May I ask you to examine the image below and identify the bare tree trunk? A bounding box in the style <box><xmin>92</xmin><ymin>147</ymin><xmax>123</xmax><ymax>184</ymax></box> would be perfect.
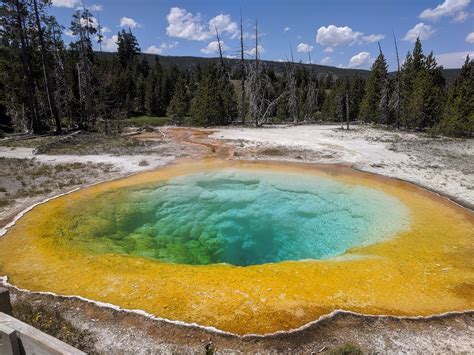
<box><xmin>14</xmin><ymin>0</ymin><xmax>40</xmax><ymax>133</ymax></box>
<box><xmin>345</xmin><ymin>89</ymin><xmax>350</xmax><ymax>130</ymax></box>
<box><xmin>215</xmin><ymin>26</ymin><xmax>225</xmax><ymax>71</ymax></box>
<box><xmin>240</xmin><ymin>11</ymin><xmax>245</xmax><ymax>126</ymax></box>
<box><xmin>254</xmin><ymin>19</ymin><xmax>259</xmax><ymax>127</ymax></box>
<box><xmin>33</xmin><ymin>0</ymin><xmax>61</xmax><ymax>133</ymax></box>
<box><xmin>393</xmin><ymin>32</ymin><xmax>401</xmax><ymax>130</ymax></box>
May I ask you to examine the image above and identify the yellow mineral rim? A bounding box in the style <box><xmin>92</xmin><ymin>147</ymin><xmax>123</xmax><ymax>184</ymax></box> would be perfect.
<box><xmin>0</xmin><ymin>159</ymin><xmax>472</xmax><ymax>335</ymax></box>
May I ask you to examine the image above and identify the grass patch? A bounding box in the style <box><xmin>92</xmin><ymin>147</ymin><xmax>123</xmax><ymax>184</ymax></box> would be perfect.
<box><xmin>35</xmin><ymin>132</ymin><xmax>151</xmax><ymax>156</ymax></box>
<box><xmin>0</xmin><ymin>157</ymin><xmax>116</xmax><ymax>210</ymax></box>
<box><xmin>330</xmin><ymin>343</ymin><xmax>364</xmax><ymax>355</ymax></box>
<box><xmin>259</xmin><ymin>147</ymin><xmax>288</xmax><ymax>156</ymax></box>
<box><xmin>0</xmin><ymin>136</ymin><xmax>57</xmax><ymax>148</ymax></box>
<box><xmin>13</xmin><ymin>300</ymin><xmax>96</xmax><ymax>353</ymax></box>
<box><xmin>0</xmin><ymin>197</ymin><xmax>10</xmax><ymax>207</ymax></box>
<box><xmin>123</xmin><ymin>116</ymin><xmax>172</xmax><ymax>127</ymax></box>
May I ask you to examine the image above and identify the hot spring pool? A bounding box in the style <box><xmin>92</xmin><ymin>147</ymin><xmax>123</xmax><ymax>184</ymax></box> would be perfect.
<box><xmin>0</xmin><ymin>160</ymin><xmax>472</xmax><ymax>335</ymax></box>
<box><xmin>70</xmin><ymin>170</ymin><xmax>409</xmax><ymax>266</ymax></box>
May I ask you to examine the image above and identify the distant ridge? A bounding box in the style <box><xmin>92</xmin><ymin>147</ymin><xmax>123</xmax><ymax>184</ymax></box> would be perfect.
<box><xmin>97</xmin><ymin>51</ymin><xmax>461</xmax><ymax>83</ymax></box>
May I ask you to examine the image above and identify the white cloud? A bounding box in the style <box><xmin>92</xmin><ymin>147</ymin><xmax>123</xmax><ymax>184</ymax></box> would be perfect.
<box><xmin>166</xmin><ymin>7</ymin><xmax>239</xmax><ymax>41</ymax></box>
<box><xmin>64</xmin><ymin>29</ymin><xmax>75</xmax><ymax>37</ymax></box>
<box><xmin>90</xmin><ymin>4</ymin><xmax>103</xmax><ymax>12</ymax></box>
<box><xmin>466</xmin><ymin>32</ymin><xmax>474</xmax><ymax>43</ymax></box>
<box><xmin>316</xmin><ymin>25</ymin><xmax>384</xmax><ymax>46</ymax></box>
<box><xmin>284</xmin><ymin>27</ymin><xmax>291</xmax><ymax>32</ymax></box>
<box><xmin>120</xmin><ymin>17</ymin><xmax>140</xmax><ymax>29</ymax></box>
<box><xmin>320</xmin><ymin>56</ymin><xmax>332</xmax><ymax>65</ymax></box>
<box><xmin>245</xmin><ymin>45</ymin><xmax>265</xmax><ymax>57</ymax></box>
<box><xmin>166</xmin><ymin>7</ymin><xmax>211</xmax><ymax>41</ymax></box>
<box><xmin>348</xmin><ymin>51</ymin><xmax>373</xmax><ymax>68</ymax></box>
<box><xmin>51</xmin><ymin>0</ymin><xmax>79</xmax><ymax>8</ymax></box>
<box><xmin>209</xmin><ymin>14</ymin><xmax>238</xmax><ymax>38</ymax></box>
<box><xmin>453</xmin><ymin>10</ymin><xmax>470</xmax><ymax>22</ymax></box>
<box><xmin>145</xmin><ymin>42</ymin><xmax>178</xmax><ymax>55</ymax></box>
<box><xmin>403</xmin><ymin>23</ymin><xmax>435</xmax><ymax>42</ymax></box>
<box><xmin>101</xmin><ymin>26</ymin><xmax>111</xmax><ymax>34</ymax></box>
<box><xmin>324</xmin><ymin>46</ymin><xmax>334</xmax><ymax>53</ymax></box>
<box><xmin>201</xmin><ymin>40</ymin><xmax>229</xmax><ymax>54</ymax></box>
<box><xmin>102</xmin><ymin>35</ymin><xmax>118</xmax><ymax>52</ymax></box>
<box><xmin>297</xmin><ymin>42</ymin><xmax>313</xmax><ymax>53</ymax></box>
<box><xmin>419</xmin><ymin>0</ymin><xmax>470</xmax><ymax>22</ymax></box>
<box><xmin>166</xmin><ymin>7</ymin><xmax>238</xmax><ymax>41</ymax></box>
<box><xmin>436</xmin><ymin>51</ymin><xmax>474</xmax><ymax>68</ymax></box>
<box><xmin>80</xmin><ymin>16</ymin><xmax>99</xmax><ymax>29</ymax></box>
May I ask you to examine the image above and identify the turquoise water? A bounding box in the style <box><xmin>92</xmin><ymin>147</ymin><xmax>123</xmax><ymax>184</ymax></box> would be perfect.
<box><xmin>75</xmin><ymin>169</ymin><xmax>410</xmax><ymax>266</ymax></box>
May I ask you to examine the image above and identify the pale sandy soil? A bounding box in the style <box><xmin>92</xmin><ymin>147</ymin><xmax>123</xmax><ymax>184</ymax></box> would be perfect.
<box><xmin>211</xmin><ymin>124</ymin><xmax>474</xmax><ymax>208</ymax></box>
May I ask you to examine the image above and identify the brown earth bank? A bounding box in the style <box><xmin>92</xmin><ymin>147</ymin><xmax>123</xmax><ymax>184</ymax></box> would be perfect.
<box><xmin>0</xmin><ymin>125</ymin><xmax>473</xmax><ymax>353</ymax></box>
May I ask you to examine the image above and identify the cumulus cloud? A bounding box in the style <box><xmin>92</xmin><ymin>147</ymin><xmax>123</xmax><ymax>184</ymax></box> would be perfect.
<box><xmin>166</xmin><ymin>7</ymin><xmax>238</xmax><ymax>41</ymax></box>
<box><xmin>284</xmin><ymin>27</ymin><xmax>291</xmax><ymax>32</ymax></box>
<box><xmin>80</xmin><ymin>16</ymin><xmax>99</xmax><ymax>29</ymax></box>
<box><xmin>64</xmin><ymin>29</ymin><xmax>75</xmax><ymax>37</ymax></box>
<box><xmin>102</xmin><ymin>35</ymin><xmax>118</xmax><ymax>52</ymax></box>
<box><xmin>51</xmin><ymin>0</ymin><xmax>79</xmax><ymax>8</ymax></box>
<box><xmin>324</xmin><ymin>47</ymin><xmax>334</xmax><ymax>53</ymax></box>
<box><xmin>419</xmin><ymin>0</ymin><xmax>471</xmax><ymax>22</ymax></box>
<box><xmin>90</xmin><ymin>4</ymin><xmax>103</xmax><ymax>11</ymax></box>
<box><xmin>166</xmin><ymin>8</ymin><xmax>210</xmax><ymax>40</ymax></box>
<box><xmin>120</xmin><ymin>17</ymin><xmax>140</xmax><ymax>29</ymax></box>
<box><xmin>145</xmin><ymin>42</ymin><xmax>178</xmax><ymax>55</ymax></box>
<box><xmin>201</xmin><ymin>40</ymin><xmax>229</xmax><ymax>54</ymax></box>
<box><xmin>209</xmin><ymin>14</ymin><xmax>238</xmax><ymax>38</ymax></box>
<box><xmin>316</xmin><ymin>25</ymin><xmax>384</xmax><ymax>46</ymax></box>
<box><xmin>297</xmin><ymin>42</ymin><xmax>313</xmax><ymax>53</ymax></box>
<box><xmin>245</xmin><ymin>45</ymin><xmax>265</xmax><ymax>57</ymax></box>
<box><xmin>320</xmin><ymin>56</ymin><xmax>332</xmax><ymax>65</ymax></box>
<box><xmin>436</xmin><ymin>51</ymin><xmax>474</xmax><ymax>68</ymax></box>
<box><xmin>466</xmin><ymin>32</ymin><xmax>474</xmax><ymax>43</ymax></box>
<box><xmin>348</xmin><ymin>51</ymin><xmax>373</xmax><ymax>68</ymax></box>
<box><xmin>403</xmin><ymin>23</ymin><xmax>435</xmax><ymax>42</ymax></box>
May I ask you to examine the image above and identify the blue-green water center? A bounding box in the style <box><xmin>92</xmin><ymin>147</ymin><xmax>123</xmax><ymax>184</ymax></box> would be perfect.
<box><xmin>72</xmin><ymin>169</ymin><xmax>410</xmax><ymax>266</ymax></box>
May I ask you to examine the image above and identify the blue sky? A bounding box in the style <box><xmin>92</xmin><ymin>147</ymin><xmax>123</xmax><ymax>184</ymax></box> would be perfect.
<box><xmin>51</xmin><ymin>0</ymin><xmax>474</xmax><ymax>69</ymax></box>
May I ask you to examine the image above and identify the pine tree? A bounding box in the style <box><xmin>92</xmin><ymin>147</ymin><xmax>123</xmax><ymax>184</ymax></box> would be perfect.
<box><xmin>145</xmin><ymin>57</ymin><xmax>163</xmax><ymax>116</ymax></box>
<box><xmin>349</xmin><ymin>74</ymin><xmax>365</xmax><ymax>119</ymax></box>
<box><xmin>359</xmin><ymin>46</ymin><xmax>388</xmax><ymax>123</ymax></box>
<box><xmin>189</xmin><ymin>64</ymin><xmax>237</xmax><ymax>126</ymax></box>
<box><xmin>438</xmin><ymin>56</ymin><xmax>473</xmax><ymax>136</ymax></box>
<box><xmin>167</xmin><ymin>76</ymin><xmax>188</xmax><ymax>124</ymax></box>
<box><xmin>117</xmin><ymin>29</ymin><xmax>141</xmax><ymax>68</ymax></box>
<box><xmin>402</xmin><ymin>39</ymin><xmax>445</xmax><ymax>130</ymax></box>
<box><xmin>189</xmin><ymin>65</ymin><xmax>223</xmax><ymax>126</ymax></box>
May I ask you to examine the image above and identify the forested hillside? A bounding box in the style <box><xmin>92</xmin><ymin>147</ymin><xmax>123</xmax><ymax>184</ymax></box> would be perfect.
<box><xmin>0</xmin><ymin>2</ymin><xmax>472</xmax><ymax>136</ymax></box>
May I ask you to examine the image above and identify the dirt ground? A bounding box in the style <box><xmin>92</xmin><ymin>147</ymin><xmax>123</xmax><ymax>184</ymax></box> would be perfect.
<box><xmin>211</xmin><ymin>124</ymin><xmax>474</xmax><ymax>208</ymax></box>
<box><xmin>0</xmin><ymin>125</ymin><xmax>473</xmax><ymax>354</ymax></box>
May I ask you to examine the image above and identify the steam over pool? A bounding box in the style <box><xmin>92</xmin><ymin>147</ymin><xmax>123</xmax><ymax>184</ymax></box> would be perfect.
<box><xmin>71</xmin><ymin>170</ymin><xmax>410</xmax><ymax>266</ymax></box>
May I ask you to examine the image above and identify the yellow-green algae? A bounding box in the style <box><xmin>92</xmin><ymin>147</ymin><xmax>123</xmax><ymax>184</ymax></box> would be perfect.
<box><xmin>0</xmin><ymin>160</ymin><xmax>473</xmax><ymax>335</ymax></box>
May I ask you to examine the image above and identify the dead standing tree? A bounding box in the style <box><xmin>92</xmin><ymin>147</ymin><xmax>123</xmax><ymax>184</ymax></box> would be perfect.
<box><xmin>239</xmin><ymin>10</ymin><xmax>246</xmax><ymax>125</ymax></box>
<box><xmin>245</xmin><ymin>20</ymin><xmax>281</xmax><ymax>127</ymax></box>
<box><xmin>32</xmin><ymin>0</ymin><xmax>61</xmax><ymax>133</ymax></box>
<box><xmin>71</xmin><ymin>8</ymin><xmax>96</xmax><ymax>130</ymax></box>
<box><xmin>392</xmin><ymin>31</ymin><xmax>401</xmax><ymax>129</ymax></box>
<box><xmin>286</xmin><ymin>45</ymin><xmax>300</xmax><ymax>124</ymax></box>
